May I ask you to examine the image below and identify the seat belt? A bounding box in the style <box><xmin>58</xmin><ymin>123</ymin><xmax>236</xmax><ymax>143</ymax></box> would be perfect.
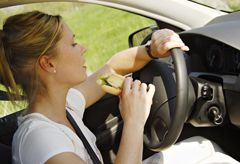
<box><xmin>66</xmin><ymin>110</ymin><xmax>102</xmax><ymax>164</ymax></box>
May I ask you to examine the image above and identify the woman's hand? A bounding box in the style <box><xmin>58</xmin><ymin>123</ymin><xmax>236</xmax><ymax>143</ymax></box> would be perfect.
<box><xmin>149</xmin><ymin>29</ymin><xmax>189</xmax><ymax>58</ymax></box>
<box><xmin>119</xmin><ymin>77</ymin><xmax>155</xmax><ymax>127</ymax></box>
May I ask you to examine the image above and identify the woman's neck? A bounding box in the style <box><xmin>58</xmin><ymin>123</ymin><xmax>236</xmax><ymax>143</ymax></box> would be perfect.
<box><xmin>29</xmin><ymin>86</ymin><xmax>69</xmax><ymax>122</ymax></box>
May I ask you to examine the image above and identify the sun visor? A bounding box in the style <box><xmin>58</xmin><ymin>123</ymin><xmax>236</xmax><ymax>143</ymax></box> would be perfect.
<box><xmin>180</xmin><ymin>12</ymin><xmax>240</xmax><ymax>50</ymax></box>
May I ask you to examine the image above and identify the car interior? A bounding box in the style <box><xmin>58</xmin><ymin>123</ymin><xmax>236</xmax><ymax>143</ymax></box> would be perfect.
<box><xmin>1</xmin><ymin>4</ymin><xmax>240</xmax><ymax>164</ymax></box>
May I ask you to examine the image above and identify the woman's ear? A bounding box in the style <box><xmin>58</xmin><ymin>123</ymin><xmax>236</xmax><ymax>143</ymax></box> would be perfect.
<box><xmin>38</xmin><ymin>55</ymin><xmax>56</xmax><ymax>74</ymax></box>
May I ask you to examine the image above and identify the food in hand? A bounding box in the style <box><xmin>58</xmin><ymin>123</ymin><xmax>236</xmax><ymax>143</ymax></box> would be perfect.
<box><xmin>97</xmin><ymin>73</ymin><xmax>124</xmax><ymax>95</ymax></box>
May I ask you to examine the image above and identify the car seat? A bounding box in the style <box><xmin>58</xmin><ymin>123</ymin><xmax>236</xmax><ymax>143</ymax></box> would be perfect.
<box><xmin>0</xmin><ymin>110</ymin><xmax>24</xmax><ymax>164</ymax></box>
<box><xmin>0</xmin><ymin>143</ymin><xmax>12</xmax><ymax>163</ymax></box>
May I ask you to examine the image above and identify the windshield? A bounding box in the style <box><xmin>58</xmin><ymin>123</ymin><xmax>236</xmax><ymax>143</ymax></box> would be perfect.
<box><xmin>191</xmin><ymin>0</ymin><xmax>240</xmax><ymax>12</ymax></box>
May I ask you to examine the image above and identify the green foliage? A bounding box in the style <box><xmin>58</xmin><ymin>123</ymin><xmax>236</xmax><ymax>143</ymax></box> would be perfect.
<box><xmin>0</xmin><ymin>2</ymin><xmax>82</xmax><ymax>27</ymax></box>
<box><xmin>226</xmin><ymin>0</ymin><xmax>240</xmax><ymax>10</ymax></box>
<box><xmin>192</xmin><ymin>0</ymin><xmax>240</xmax><ymax>11</ymax></box>
<box><xmin>0</xmin><ymin>99</ymin><xmax>27</xmax><ymax>117</ymax></box>
<box><xmin>64</xmin><ymin>4</ymin><xmax>154</xmax><ymax>71</ymax></box>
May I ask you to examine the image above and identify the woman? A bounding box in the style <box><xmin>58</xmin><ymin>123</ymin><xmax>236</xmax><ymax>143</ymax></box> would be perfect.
<box><xmin>0</xmin><ymin>11</ymin><xmax>189</xmax><ymax>164</ymax></box>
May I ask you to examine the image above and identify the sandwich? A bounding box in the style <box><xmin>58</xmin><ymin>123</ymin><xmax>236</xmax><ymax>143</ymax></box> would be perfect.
<box><xmin>97</xmin><ymin>73</ymin><xmax>125</xmax><ymax>95</ymax></box>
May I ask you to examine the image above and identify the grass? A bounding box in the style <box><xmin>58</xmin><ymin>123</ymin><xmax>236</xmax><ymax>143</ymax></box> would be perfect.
<box><xmin>64</xmin><ymin>4</ymin><xmax>154</xmax><ymax>71</ymax></box>
<box><xmin>0</xmin><ymin>3</ymin><xmax>154</xmax><ymax>117</ymax></box>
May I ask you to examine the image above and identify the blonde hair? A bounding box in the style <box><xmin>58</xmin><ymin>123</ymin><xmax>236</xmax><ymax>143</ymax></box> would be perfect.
<box><xmin>0</xmin><ymin>11</ymin><xmax>63</xmax><ymax>105</ymax></box>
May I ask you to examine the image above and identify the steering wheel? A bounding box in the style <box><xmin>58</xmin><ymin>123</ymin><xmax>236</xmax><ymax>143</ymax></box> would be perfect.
<box><xmin>133</xmin><ymin>44</ymin><xmax>189</xmax><ymax>151</ymax></box>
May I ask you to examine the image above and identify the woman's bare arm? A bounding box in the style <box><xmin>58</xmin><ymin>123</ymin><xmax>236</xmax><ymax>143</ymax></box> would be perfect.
<box><xmin>75</xmin><ymin>29</ymin><xmax>188</xmax><ymax>108</ymax></box>
<box><xmin>45</xmin><ymin>152</ymin><xmax>86</xmax><ymax>164</ymax></box>
<box><xmin>74</xmin><ymin>45</ymin><xmax>150</xmax><ymax>108</ymax></box>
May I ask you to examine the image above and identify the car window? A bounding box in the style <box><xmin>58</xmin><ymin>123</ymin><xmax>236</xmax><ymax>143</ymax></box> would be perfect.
<box><xmin>190</xmin><ymin>0</ymin><xmax>240</xmax><ymax>12</ymax></box>
<box><xmin>0</xmin><ymin>2</ymin><xmax>155</xmax><ymax>117</ymax></box>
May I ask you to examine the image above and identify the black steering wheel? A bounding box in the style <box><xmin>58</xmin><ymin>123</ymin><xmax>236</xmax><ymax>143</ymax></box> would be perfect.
<box><xmin>133</xmin><ymin>47</ymin><xmax>189</xmax><ymax>151</ymax></box>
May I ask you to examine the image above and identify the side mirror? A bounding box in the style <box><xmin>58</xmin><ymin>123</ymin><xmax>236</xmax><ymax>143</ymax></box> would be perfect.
<box><xmin>128</xmin><ymin>25</ymin><xmax>158</xmax><ymax>47</ymax></box>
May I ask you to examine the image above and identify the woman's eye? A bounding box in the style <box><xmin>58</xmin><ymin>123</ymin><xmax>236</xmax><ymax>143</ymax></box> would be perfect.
<box><xmin>72</xmin><ymin>43</ymin><xmax>78</xmax><ymax>46</ymax></box>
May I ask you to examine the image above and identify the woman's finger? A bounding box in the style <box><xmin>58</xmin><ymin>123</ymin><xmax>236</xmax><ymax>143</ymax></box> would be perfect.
<box><xmin>132</xmin><ymin>80</ymin><xmax>141</xmax><ymax>93</ymax></box>
<box><xmin>140</xmin><ymin>83</ymin><xmax>147</xmax><ymax>94</ymax></box>
<box><xmin>157</xmin><ymin>34</ymin><xmax>184</xmax><ymax>47</ymax></box>
<box><xmin>147</xmin><ymin>84</ymin><xmax>155</xmax><ymax>98</ymax></box>
<box><xmin>181</xmin><ymin>45</ymin><xmax>190</xmax><ymax>51</ymax></box>
<box><xmin>160</xmin><ymin>41</ymin><xmax>187</xmax><ymax>53</ymax></box>
<box><xmin>123</xmin><ymin>77</ymin><xmax>133</xmax><ymax>94</ymax></box>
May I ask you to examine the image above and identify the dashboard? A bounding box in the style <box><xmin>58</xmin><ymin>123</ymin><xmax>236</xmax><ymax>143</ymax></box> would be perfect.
<box><xmin>182</xmin><ymin>35</ymin><xmax>240</xmax><ymax>76</ymax></box>
<box><xmin>180</xmin><ymin>34</ymin><xmax>240</xmax><ymax>128</ymax></box>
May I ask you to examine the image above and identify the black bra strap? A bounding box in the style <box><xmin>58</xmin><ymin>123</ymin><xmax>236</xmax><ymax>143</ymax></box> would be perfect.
<box><xmin>66</xmin><ymin>110</ymin><xmax>101</xmax><ymax>164</ymax></box>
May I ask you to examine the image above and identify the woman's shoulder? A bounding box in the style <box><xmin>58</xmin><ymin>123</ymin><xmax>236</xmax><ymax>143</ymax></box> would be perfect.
<box><xmin>14</xmin><ymin>113</ymin><xmax>51</xmax><ymax>134</ymax></box>
<box><xmin>13</xmin><ymin>113</ymin><xmax>68</xmax><ymax>144</ymax></box>
<box><xmin>12</xmin><ymin>113</ymin><xmax>75</xmax><ymax>164</ymax></box>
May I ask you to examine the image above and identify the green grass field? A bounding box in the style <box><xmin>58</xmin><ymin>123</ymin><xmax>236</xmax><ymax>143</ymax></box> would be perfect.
<box><xmin>0</xmin><ymin>3</ymin><xmax>154</xmax><ymax>117</ymax></box>
<box><xmin>64</xmin><ymin>4</ymin><xmax>154</xmax><ymax>71</ymax></box>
